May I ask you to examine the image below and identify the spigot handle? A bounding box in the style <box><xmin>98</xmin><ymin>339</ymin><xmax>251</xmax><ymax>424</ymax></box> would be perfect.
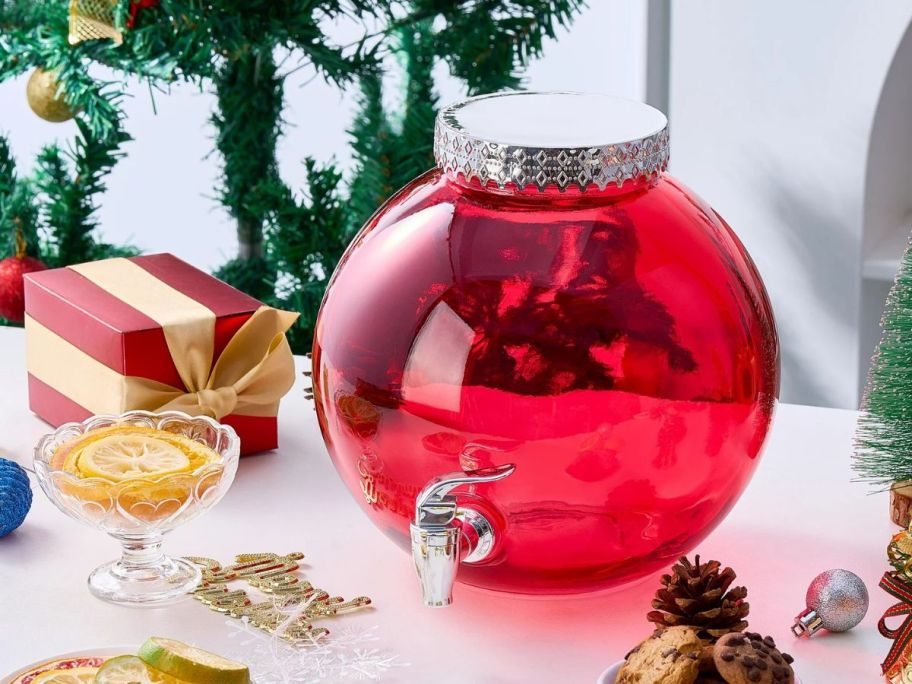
<box><xmin>414</xmin><ymin>463</ymin><xmax>516</xmax><ymax>524</ymax></box>
<box><xmin>411</xmin><ymin>463</ymin><xmax>515</xmax><ymax>607</ymax></box>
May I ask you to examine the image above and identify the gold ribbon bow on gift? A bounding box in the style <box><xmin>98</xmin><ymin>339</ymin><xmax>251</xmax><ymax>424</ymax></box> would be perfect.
<box><xmin>25</xmin><ymin>258</ymin><xmax>299</xmax><ymax>420</ymax></box>
<box><xmin>126</xmin><ymin>306</ymin><xmax>299</xmax><ymax>419</ymax></box>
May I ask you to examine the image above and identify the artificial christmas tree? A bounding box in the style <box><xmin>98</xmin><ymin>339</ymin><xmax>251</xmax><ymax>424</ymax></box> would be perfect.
<box><xmin>856</xmin><ymin>238</ymin><xmax>912</xmax><ymax>490</ymax></box>
<box><xmin>0</xmin><ymin>0</ymin><xmax>585</xmax><ymax>348</ymax></box>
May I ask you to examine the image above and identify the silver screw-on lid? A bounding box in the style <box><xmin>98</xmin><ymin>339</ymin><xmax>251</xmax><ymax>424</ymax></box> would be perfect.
<box><xmin>434</xmin><ymin>92</ymin><xmax>669</xmax><ymax>192</ymax></box>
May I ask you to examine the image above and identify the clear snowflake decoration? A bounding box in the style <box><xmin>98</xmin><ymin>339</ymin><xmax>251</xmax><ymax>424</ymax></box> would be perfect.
<box><xmin>226</xmin><ymin>596</ymin><xmax>407</xmax><ymax>683</ymax></box>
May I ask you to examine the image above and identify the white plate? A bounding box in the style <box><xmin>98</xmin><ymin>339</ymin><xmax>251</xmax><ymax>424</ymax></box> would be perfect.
<box><xmin>597</xmin><ymin>659</ymin><xmax>802</xmax><ymax>683</ymax></box>
<box><xmin>596</xmin><ymin>662</ymin><xmax>622</xmax><ymax>684</ymax></box>
<box><xmin>2</xmin><ymin>647</ymin><xmax>135</xmax><ymax>684</ymax></box>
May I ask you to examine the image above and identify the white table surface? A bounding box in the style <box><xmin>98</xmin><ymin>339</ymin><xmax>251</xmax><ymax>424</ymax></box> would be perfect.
<box><xmin>0</xmin><ymin>326</ymin><xmax>897</xmax><ymax>683</ymax></box>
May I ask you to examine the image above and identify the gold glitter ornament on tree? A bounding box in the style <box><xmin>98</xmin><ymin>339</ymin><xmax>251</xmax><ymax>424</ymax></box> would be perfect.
<box><xmin>26</xmin><ymin>68</ymin><xmax>77</xmax><ymax>123</ymax></box>
<box><xmin>68</xmin><ymin>0</ymin><xmax>123</xmax><ymax>45</ymax></box>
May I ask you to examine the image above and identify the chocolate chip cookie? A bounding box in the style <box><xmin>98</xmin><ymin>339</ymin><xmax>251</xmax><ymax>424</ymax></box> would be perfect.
<box><xmin>713</xmin><ymin>632</ymin><xmax>795</xmax><ymax>684</ymax></box>
<box><xmin>697</xmin><ymin>644</ymin><xmax>716</xmax><ymax>673</ymax></box>
<box><xmin>618</xmin><ymin>626</ymin><xmax>703</xmax><ymax>684</ymax></box>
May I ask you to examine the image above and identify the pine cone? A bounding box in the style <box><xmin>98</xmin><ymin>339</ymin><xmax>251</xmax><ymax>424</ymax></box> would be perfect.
<box><xmin>646</xmin><ymin>555</ymin><xmax>749</xmax><ymax>641</ymax></box>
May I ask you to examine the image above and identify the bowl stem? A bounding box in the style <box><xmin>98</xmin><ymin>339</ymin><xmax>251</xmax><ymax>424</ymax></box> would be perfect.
<box><xmin>87</xmin><ymin>532</ymin><xmax>201</xmax><ymax>606</ymax></box>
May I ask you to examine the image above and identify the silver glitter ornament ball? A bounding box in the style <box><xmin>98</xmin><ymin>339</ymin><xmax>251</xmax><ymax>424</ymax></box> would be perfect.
<box><xmin>791</xmin><ymin>569</ymin><xmax>869</xmax><ymax>637</ymax></box>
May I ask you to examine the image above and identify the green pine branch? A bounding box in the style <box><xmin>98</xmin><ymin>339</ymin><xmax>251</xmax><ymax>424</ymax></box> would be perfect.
<box><xmin>390</xmin><ymin>21</ymin><xmax>437</xmax><ymax>188</ymax></box>
<box><xmin>0</xmin><ymin>0</ymin><xmax>135</xmax><ymax>270</ymax></box>
<box><xmin>211</xmin><ymin>48</ymin><xmax>283</xmax><ymax>300</ymax></box>
<box><xmin>392</xmin><ymin>0</ymin><xmax>586</xmax><ymax>93</ymax></box>
<box><xmin>0</xmin><ymin>135</ymin><xmax>17</xmax><ymax>205</ymax></box>
<box><xmin>0</xmin><ymin>0</ymin><xmax>587</xmax><ymax>350</ymax></box>
<box><xmin>241</xmin><ymin>157</ymin><xmax>349</xmax><ymax>352</ymax></box>
<box><xmin>347</xmin><ymin>69</ymin><xmax>395</xmax><ymax>231</ymax></box>
<box><xmin>0</xmin><ymin>135</ymin><xmax>39</xmax><ymax>258</ymax></box>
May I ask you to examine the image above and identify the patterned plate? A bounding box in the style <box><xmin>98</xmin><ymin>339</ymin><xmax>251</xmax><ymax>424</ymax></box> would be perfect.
<box><xmin>3</xmin><ymin>647</ymin><xmax>134</xmax><ymax>684</ymax></box>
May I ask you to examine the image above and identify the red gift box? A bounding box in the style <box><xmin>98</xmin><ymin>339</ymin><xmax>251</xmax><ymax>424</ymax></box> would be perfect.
<box><xmin>23</xmin><ymin>253</ymin><xmax>298</xmax><ymax>455</ymax></box>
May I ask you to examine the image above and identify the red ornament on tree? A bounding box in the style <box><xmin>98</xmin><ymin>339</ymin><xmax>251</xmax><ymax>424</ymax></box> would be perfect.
<box><xmin>0</xmin><ymin>232</ymin><xmax>47</xmax><ymax>323</ymax></box>
<box><xmin>127</xmin><ymin>0</ymin><xmax>160</xmax><ymax>28</ymax></box>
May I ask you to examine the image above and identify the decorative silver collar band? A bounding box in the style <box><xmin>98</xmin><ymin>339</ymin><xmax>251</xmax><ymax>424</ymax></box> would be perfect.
<box><xmin>433</xmin><ymin>92</ymin><xmax>670</xmax><ymax>192</ymax></box>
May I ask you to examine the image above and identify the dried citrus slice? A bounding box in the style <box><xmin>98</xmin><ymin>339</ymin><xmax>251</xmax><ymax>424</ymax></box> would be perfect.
<box><xmin>31</xmin><ymin>667</ymin><xmax>98</xmax><ymax>684</ymax></box>
<box><xmin>53</xmin><ymin>426</ymin><xmax>221</xmax><ymax>480</ymax></box>
<box><xmin>159</xmin><ymin>433</ymin><xmax>221</xmax><ymax>472</ymax></box>
<box><xmin>139</xmin><ymin>637</ymin><xmax>249</xmax><ymax>684</ymax></box>
<box><xmin>95</xmin><ymin>655</ymin><xmax>181</xmax><ymax>684</ymax></box>
<box><xmin>77</xmin><ymin>434</ymin><xmax>192</xmax><ymax>481</ymax></box>
<box><xmin>55</xmin><ymin>426</ymin><xmax>161</xmax><ymax>474</ymax></box>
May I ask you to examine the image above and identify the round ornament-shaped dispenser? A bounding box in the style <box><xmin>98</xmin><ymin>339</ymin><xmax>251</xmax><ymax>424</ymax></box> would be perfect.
<box><xmin>313</xmin><ymin>92</ymin><xmax>780</xmax><ymax>594</ymax></box>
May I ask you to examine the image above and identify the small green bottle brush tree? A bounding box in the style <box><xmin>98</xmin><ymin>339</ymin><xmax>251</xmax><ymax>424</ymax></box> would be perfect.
<box><xmin>855</xmin><ymin>237</ymin><xmax>912</xmax><ymax>503</ymax></box>
<box><xmin>0</xmin><ymin>0</ymin><xmax>585</xmax><ymax>350</ymax></box>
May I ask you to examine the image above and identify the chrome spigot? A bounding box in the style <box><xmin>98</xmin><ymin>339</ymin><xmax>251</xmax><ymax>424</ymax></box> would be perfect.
<box><xmin>410</xmin><ymin>463</ymin><xmax>515</xmax><ymax>607</ymax></box>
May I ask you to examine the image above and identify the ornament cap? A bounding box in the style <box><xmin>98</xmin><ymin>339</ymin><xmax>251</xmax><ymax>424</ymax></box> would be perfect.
<box><xmin>434</xmin><ymin>92</ymin><xmax>670</xmax><ymax>192</ymax></box>
<box><xmin>791</xmin><ymin>608</ymin><xmax>824</xmax><ymax>638</ymax></box>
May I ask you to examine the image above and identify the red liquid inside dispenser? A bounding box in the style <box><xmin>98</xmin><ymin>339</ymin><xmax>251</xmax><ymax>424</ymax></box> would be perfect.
<box><xmin>313</xmin><ymin>94</ymin><xmax>779</xmax><ymax>595</ymax></box>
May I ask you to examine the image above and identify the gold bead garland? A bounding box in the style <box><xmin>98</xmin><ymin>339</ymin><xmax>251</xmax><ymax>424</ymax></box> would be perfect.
<box><xmin>186</xmin><ymin>552</ymin><xmax>372</xmax><ymax>643</ymax></box>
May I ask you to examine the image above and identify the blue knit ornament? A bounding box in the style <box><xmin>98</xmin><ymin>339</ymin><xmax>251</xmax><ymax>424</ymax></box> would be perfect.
<box><xmin>0</xmin><ymin>457</ymin><xmax>32</xmax><ymax>537</ymax></box>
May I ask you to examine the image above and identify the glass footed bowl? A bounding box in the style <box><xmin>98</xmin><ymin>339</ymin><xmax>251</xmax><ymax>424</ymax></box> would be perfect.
<box><xmin>33</xmin><ymin>410</ymin><xmax>240</xmax><ymax>607</ymax></box>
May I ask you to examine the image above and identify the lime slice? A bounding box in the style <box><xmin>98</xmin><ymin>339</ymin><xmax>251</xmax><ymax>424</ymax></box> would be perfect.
<box><xmin>78</xmin><ymin>434</ymin><xmax>191</xmax><ymax>481</ymax></box>
<box><xmin>95</xmin><ymin>655</ymin><xmax>180</xmax><ymax>684</ymax></box>
<box><xmin>139</xmin><ymin>637</ymin><xmax>249</xmax><ymax>684</ymax></box>
<box><xmin>32</xmin><ymin>667</ymin><xmax>98</xmax><ymax>684</ymax></box>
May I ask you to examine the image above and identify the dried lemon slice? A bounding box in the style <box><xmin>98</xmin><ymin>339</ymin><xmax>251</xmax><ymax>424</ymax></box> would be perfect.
<box><xmin>53</xmin><ymin>426</ymin><xmax>221</xmax><ymax>481</ymax></box>
<box><xmin>77</xmin><ymin>434</ymin><xmax>192</xmax><ymax>481</ymax></box>
<box><xmin>31</xmin><ymin>667</ymin><xmax>99</xmax><ymax>684</ymax></box>
<box><xmin>161</xmin><ymin>433</ymin><xmax>222</xmax><ymax>472</ymax></box>
<box><xmin>53</xmin><ymin>426</ymin><xmax>128</xmax><ymax>473</ymax></box>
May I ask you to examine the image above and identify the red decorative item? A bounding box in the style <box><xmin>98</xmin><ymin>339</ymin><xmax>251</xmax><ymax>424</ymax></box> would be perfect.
<box><xmin>12</xmin><ymin>656</ymin><xmax>110</xmax><ymax>684</ymax></box>
<box><xmin>879</xmin><ymin>571</ymin><xmax>912</xmax><ymax>678</ymax></box>
<box><xmin>313</xmin><ymin>93</ymin><xmax>780</xmax><ymax>595</ymax></box>
<box><xmin>0</xmin><ymin>232</ymin><xmax>47</xmax><ymax>323</ymax></box>
<box><xmin>127</xmin><ymin>0</ymin><xmax>159</xmax><ymax>28</ymax></box>
<box><xmin>23</xmin><ymin>253</ymin><xmax>286</xmax><ymax>455</ymax></box>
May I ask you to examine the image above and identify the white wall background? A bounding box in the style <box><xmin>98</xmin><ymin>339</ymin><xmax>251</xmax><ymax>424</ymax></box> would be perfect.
<box><xmin>668</xmin><ymin>0</ymin><xmax>912</xmax><ymax>408</ymax></box>
<box><xmin>0</xmin><ymin>1</ymin><xmax>646</xmax><ymax>273</ymax></box>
